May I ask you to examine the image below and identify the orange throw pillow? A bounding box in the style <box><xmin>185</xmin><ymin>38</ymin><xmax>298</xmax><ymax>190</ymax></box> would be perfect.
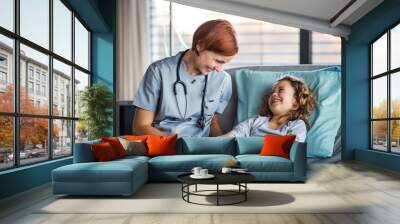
<box><xmin>122</xmin><ymin>135</ymin><xmax>148</xmax><ymax>141</ymax></box>
<box><xmin>146</xmin><ymin>134</ymin><xmax>177</xmax><ymax>157</ymax></box>
<box><xmin>260</xmin><ymin>134</ymin><xmax>296</xmax><ymax>159</ymax></box>
<box><xmin>101</xmin><ymin>137</ymin><xmax>127</xmax><ymax>158</ymax></box>
<box><xmin>91</xmin><ymin>142</ymin><xmax>118</xmax><ymax>161</ymax></box>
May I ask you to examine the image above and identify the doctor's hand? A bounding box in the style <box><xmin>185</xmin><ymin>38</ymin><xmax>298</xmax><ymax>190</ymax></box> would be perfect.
<box><xmin>209</xmin><ymin>114</ymin><xmax>224</xmax><ymax>137</ymax></box>
<box><xmin>132</xmin><ymin>108</ymin><xmax>168</xmax><ymax>136</ymax></box>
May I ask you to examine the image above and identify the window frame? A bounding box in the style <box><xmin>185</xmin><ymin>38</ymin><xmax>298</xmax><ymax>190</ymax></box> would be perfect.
<box><xmin>369</xmin><ymin>20</ymin><xmax>400</xmax><ymax>154</ymax></box>
<box><xmin>0</xmin><ymin>0</ymin><xmax>92</xmax><ymax>171</ymax></box>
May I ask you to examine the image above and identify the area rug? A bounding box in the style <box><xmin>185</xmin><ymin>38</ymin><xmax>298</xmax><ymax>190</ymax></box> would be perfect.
<box><xmin>37</xmin><ymin>183</ymin><xmax>362</xmax><ymax>214</ymax></box>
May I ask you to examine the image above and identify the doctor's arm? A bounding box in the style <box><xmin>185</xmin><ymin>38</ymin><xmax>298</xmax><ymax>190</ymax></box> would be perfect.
<box><xmin>132</xmin><ymin>108</ymin><xmax>167</xmax><ymax>136</ymax></box>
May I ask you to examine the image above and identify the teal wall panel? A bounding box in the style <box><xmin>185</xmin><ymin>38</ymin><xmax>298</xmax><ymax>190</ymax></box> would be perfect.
<box><xmin>0</xmin><ymin>158</ymin><xmax>72</xmax><ymax>199</ymax></box>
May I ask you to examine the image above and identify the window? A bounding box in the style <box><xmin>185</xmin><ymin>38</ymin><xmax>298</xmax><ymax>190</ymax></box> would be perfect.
<box><xmin>42</xmin><ymin>85</ymin><xmax>46</xmax><ymax>97</ymax></box>
<box><xmin>35</xmin><ymin>83</ymin><xmax>40</xmax><ymax>95</ymax></box>
<box><xmin>53</xmin><ymin>59</ymin><xmax>72</xmax><ymax>117</ymax></box>
<box><xmin>0</xmin><ymin>0</ymin><xmax>91</xmax><ymax>170</ymax></box>
<box><xmin>20</xmin><ymin>0</ymin><xmax>49</xmax><ymax>49</ymax></box>
<box><xmin>28</xmin><ymin>67</ymin><xmax>34</xmax><ymax>79</ymax></box>
<box><xmin>371</xmin><ymin>23</ymin><xmax>400</xmax><ymax>154</ymax></box>
<box><xmin>0</xmin><ymin>71</ymin><xmax>6</xmax><ymax>85</ymax></box>
<box><xmin>35</xmin><ymin>70</ymin><xmax>41</xmax><ymax>80</ymax></box>
<box><xmin>75</xmin><ymin>18</ymin><xmax>89</xmax><ymax>70</ymax></box>
<box><xmin>28</xmin><ymin>81</ymin><xmax>34</xmax><ymax>94</ymax></box>
<box><xmin>0</xmin><ymin>34</ymin><xmax>14</xmax><ymax>113</ymax></box>
<box><xmin>312</xmin><ymin>31</ymin><xmax>341</xmax><ymax>65</ymax></box>
<box><xmin>0</xmin><ymin>0</ymin><xmax>14</xmax><ymax>32</ymax></box>
<box><xmin>149</xmin><ymin>0</ymin><xmax>341</xmax><ymax>67</ymax></box>
<box><xmin>0</xmin><ymin>54</ymin><xmax>7</xmax><ymax>67</ymax></box>
<box><xmin>0</xmin><ymin>54</ymin><xmax>8</xmax><ymax>87</ymax></box>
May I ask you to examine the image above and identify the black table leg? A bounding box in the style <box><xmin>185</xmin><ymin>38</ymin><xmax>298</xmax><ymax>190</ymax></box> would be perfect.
<box><xmin>217</xmin><ymin>184</ymin><xmax>219</xmax><ymax>206</ymax></box>
<box><xmin>245</xmin><ymin>183</ymin><xmax>247</xmax><ymax>201</ymax></box>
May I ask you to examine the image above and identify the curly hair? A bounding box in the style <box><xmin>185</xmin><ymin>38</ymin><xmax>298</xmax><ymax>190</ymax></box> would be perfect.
<box><xmin>259</xmin><ymin>76</ymin><xmax>317</xmax><ymax>126</ymax></box>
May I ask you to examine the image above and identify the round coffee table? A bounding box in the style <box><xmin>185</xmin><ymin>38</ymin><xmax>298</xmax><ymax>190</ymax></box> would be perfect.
<box><xmin>177</xmin><ymin>172</ymin><xmax>255</xmax><ymax>206</ymax></box>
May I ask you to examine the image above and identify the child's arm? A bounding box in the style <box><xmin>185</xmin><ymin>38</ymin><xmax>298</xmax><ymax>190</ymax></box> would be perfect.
<box><xmin>218</xmin><ymin>116</ymin><xmax>256</xmax><ymax>137</ymax></box>
<box><xmin>289</xmin><ymin>120</ymin><xmax>307</xmax><ymax>142</ymax></box>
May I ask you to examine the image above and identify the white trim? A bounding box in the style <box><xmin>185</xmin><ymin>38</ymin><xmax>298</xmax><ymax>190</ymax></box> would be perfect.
<box><xmin>330</xmin><ymin>0</ymin><xmax>369</xmax><ymax>28</ymax></box>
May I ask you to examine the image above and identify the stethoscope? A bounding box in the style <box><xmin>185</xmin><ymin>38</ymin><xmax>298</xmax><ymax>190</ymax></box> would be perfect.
<box><xmin>172</xmin><ymin>49</ymin><xmax>208</xmax><ymax>129</ymax></box>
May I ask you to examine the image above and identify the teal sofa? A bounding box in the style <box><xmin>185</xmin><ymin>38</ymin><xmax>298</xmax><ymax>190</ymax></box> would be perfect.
<box><xmin>52</xmin><ymin>137</ymin><xmax>306</xmax><ymax>196</ymax></box>
<box><xmin>52</xmin><ymin>65</ymin><xmax>340</xmax><ymax>196</ymax></box>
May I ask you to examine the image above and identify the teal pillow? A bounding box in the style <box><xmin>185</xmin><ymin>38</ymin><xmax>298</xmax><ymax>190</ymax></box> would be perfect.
<box><xmin>233</xmin><ymin>66</ymin><xmax>341</xmax><ymax>158</ymax></box>
<box><xmin>180</xmin><ymin>137</ymin><xmax>236</xmax><ymax>155</ymax></box>
<box><xmin>235</xmin><ymin>137</ymin><xmax>264</xmax><ymax>155</ymax></box>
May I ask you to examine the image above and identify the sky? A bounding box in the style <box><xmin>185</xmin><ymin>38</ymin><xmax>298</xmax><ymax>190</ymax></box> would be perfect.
<box><xmin>0</xmin><ymin>0</ymin><xmax>89</xmax><ymax>74</ymax></box>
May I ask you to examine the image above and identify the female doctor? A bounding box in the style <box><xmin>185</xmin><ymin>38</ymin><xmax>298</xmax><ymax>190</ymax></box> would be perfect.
<box><xmin>132</xmin><ymin>19</ymin><xmax>238</xmax><ymax>137</ymax></box>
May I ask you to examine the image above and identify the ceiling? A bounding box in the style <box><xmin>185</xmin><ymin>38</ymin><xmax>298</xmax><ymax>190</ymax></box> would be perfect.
<box><xmin>172</xmin><ymin>0</ymin><xmax>384</xmax><ymax>38</ymax></box>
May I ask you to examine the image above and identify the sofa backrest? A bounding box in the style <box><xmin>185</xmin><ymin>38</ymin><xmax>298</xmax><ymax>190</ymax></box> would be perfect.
<box><xmin>178</xmin><ymin>137</ymin><xmax>236</xmax><ymax>155</ymax></box>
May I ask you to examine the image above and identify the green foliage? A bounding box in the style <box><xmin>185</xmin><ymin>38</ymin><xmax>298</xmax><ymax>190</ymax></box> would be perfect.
<box><xmin>79</xmin><ymin>84</ymin><xmax>113</xmax><ymax>140</ymax></box>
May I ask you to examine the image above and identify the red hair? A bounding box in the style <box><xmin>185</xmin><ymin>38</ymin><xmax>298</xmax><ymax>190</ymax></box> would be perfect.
<box><xmin>191</xmin><ymin>19</ymin><xmax>238</xmax><ymax>56</ymax></box>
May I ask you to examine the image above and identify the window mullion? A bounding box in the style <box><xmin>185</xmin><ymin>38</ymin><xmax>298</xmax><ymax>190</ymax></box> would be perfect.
<box><xmin>14</xmin><ymin>0</ymin><xmax>20</xmax><ymax>166</ymax></box>
<box><xmin>388</xmin><ymin>30</ymin><xmax>391</xmax><ymax>152</ymax></box>
<box><xmin>71</xmin><ymin>10</ymin><xmax>76</xmax><ymax>154</ymax></box>
<box><xmin>49</xmin><ymin>0</ymin><xmax>53</xmax><ymax>160</ymax></box>
<box><xmin>300</xmin><ymin>29</ymin><xmax>311</xmax><ymax>64</ymax></box>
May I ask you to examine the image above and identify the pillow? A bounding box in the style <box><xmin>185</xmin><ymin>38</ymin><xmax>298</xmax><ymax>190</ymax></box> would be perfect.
<box><xmin>101</xmin><ymin>137</ymin><xmax>126</xmax><ymax>158</ymax></box>
<box><xmin>233</xmin><ymin>66</ymin><xmax>341</xmax><ymax>158</ymax></box>
<box><xmin>146</xmin><ymin>134</ymin><xmax>177</xmax><ymax>157</ymax></box>
<box><xmin>180</xmin><ymin>137</ymin><xmax>235</xmax><ymax>155</ymax></box>
<box><xmin>118</xmin><ymin>137</ymin><xmax>147</xmax><ymax>156</ymax></box>
<box><xmin>122</xmin><ymin>135</ymin><xmax>148</xmax><ymax>141</ymax></box>
<box><xmin>91</xmin><ymin>142</ymin><xmax>118</xmax><ymax>161</ymax></box>
<box><xmin>235</xmin><ymin>137</ymin><xmax>264</xmax><ymax>155</ymax></box>
<box><xmin>260</xmin><ymin>134</ymin><xmax>296</xmax><ymax>159</ymax></box>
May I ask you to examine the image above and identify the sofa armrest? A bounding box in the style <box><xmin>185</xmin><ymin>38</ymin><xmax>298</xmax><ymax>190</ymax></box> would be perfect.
<box><xmin>289</xmin><ymin>142</ymin><xmax>307</xmax><ymax>181</ymax></box>
<box><xmin>73</xmin><ymin>140</ymin><xmax>100</xmax><ymax>163</ymax></box>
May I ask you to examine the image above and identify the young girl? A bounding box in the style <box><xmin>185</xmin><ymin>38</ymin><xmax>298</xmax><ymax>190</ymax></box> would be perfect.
<box><xmin>223</xmin><ymin>76</ymin><xmax>316</xmax><ymax>142</ymax></box>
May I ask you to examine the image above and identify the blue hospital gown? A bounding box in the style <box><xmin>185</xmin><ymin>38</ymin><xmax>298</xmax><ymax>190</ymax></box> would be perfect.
<box><xmin>231</xmin><ymin>115</ymin><xmax>307</xmax><ymax>142</ymax></box>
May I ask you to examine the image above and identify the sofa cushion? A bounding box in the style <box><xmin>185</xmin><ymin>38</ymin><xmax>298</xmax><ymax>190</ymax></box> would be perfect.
<box><xmin>236</xmin><ymin>155</ymin><xmax>293</xmax><ymax>172</ymax></box>
<box><xmin>148</xmin><ymin>154</ymin><xmax>235</xmax><ymax>172</ymax></box>
<box><xmin>53</xmin><ymin>157</ymin><xmax>148</xmax><ymax>183</ymax></box>
<box><xmin>74</xmin><ymin>140</ymin><xmax>100</xmax><ymax>163</ymax></box>
<box><xmin>233</xmin><ymin>66</ymin><xmax>341</xmax><ymax>158</ymax></box>
<box><xmin>180</xmin><ymin>137</ymin><xmax>235</xmax><ymax>155</ymax></box>
<box><xmin>236</xmin><ymin>137</ymin><xmax>263</xmax><ymax>155</ymax></box>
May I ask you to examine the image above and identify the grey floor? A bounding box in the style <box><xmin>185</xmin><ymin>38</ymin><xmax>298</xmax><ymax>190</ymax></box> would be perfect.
<box><xmin>1</xmin><ymin>162</ymin><xmax>400</xmax><ymax>224</ymax></box>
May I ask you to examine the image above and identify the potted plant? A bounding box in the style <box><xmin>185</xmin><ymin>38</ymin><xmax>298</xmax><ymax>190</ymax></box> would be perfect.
<box><xmin>79</xmin><ymin>84</ymin><xmax>113</xmax><ymax>140</ymax></box>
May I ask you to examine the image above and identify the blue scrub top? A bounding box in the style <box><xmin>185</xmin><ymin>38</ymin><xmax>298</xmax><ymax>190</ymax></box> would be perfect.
<box><xmin>133</xmin><ymin>51</ymin><xmax>232</xmax><ymax>137</ymax></box>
